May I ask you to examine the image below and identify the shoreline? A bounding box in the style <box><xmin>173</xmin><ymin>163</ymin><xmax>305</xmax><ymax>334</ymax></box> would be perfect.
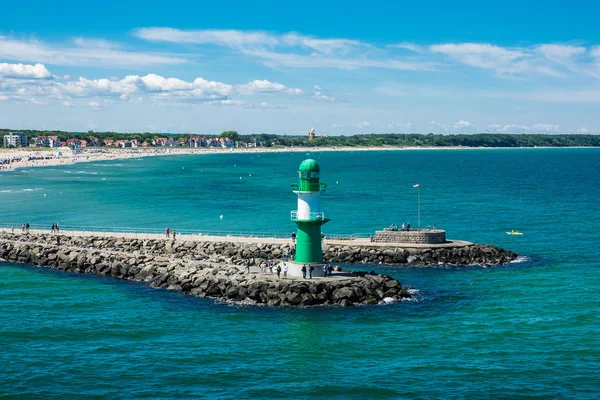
<box><xmin>1</xmin><ymin>145</ymin><xmax>598</xmax><ymax>172</ymax></box>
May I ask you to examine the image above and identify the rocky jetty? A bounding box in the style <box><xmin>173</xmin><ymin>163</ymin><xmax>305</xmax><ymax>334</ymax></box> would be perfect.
<box><xmin>0</xmin><ymin>233</ymin><xmax>412</xmax><ymax>307</ymax></box>
<box><xmin>1</xmin><ymin>232</ymin><xmax>519</xmax><ymax>267</ymax></box>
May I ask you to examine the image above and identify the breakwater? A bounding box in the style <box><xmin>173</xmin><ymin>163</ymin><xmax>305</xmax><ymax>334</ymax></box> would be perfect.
<box><xmin>0</xmin><ymin>233</ymin><xmax>412</xmax><ymax>307</ymax></box>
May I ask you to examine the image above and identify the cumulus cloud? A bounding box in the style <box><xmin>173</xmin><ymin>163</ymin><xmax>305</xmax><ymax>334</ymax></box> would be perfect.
<box><xmin>0</xmin><ymin>70</ymin><xmax>309</xmax><ymax>108</ymax></box>
<box><xmin>357</xmin><ymin>121</ymin><xmax>371</xmax><ymax>128</ymax></box>
<box><xmin>577</xmin><ymin>126</ymin><xmax>589</xmax><ymax>133</ymax></box>
<box><xmin>0</xmin><ymin>62</ymin><xmax>53</xmax><ymax>79</ymax></box>
<box><xmin>237</xmin><ymin>79</ymin><xmax>302</xmax><ymax>95</ymax></box>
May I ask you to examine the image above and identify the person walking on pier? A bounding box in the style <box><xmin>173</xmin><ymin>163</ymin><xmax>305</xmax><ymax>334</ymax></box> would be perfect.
<box><xmin>165</xmin><ymin>227</ymin><xmax>170</xmax><ymax>238</ymax></box>
<box><xmin>172</xmin><ymin>230</ymin><xmax>176</xmax><ymax>240</ymax></box>
<box><xmin>244</xmin><ymin>261</ymin><xmax>250</xmax><ymax>274</ymax></box>
<box><xmin>51</xmin><ymin>223</ymin><xmax>55</xmax><ymax>233</ymax></box>
<box><xmin>283</xmin><ymin>263</ymin><xmax>288</xmax><ymax>279</ymax></box>
<box><xmin>268</xmin><ymin>260</ymin><xmax>274</xmax><ymax>274</ymax></box>
<box><xmin>284</xmin><ymin>249</ymin><xmax>289</xmax><ymax>262</ymax></box>
<box><xmin>25</xmin><ymin>223</ymin><xmax>30</xmax><ymax>233</ymax></box>
<box><xmin>21</xmin><ymin>223</ymin><xmax>25</xmax><ymax>233</ymax></box>
<box><xmin>308</xmin><ymin>265</ymin><xmax>314</xmax><ymax>279</ymax></box>
<box><xmin>301</xmin><ymin>264</ymin><xmax>307</xmax><ymax>279</ymax></box>
<box><xmin>56</xmin><ymin>222</ymin><xmax>60</xmax><ymax>233</ymax></box>
<box><xmin>323</xmin><ymin>264</ymin><xmax>328</xmax><ymax>277</ymax></box>
<box><xmin>276</xmin><ymin>264</ymin><xmax>282</xmax><ymax>279</ymax></box>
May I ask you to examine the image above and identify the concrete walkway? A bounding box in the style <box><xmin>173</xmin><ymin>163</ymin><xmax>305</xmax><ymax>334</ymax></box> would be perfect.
<box><xmin>0</xmin><ymin>228</ymin><xmax>472</xmax><ymax>249</ymax></box>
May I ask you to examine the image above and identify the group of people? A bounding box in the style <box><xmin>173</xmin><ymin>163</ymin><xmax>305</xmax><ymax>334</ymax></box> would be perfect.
<box><xmin>165</xmin><ymin>227</ymin><xmax>177</xmax><ymax>240</ymax></box>
<box><xmin>244</xmin><ymin>259</ymin><xmax>335</xmax><ymax>280</ymax></box>
<box><xmin>245</xmin><ymin>260</ymin><xmax>290</xmax><ymax>279</ymax></box>
<box><xmin>51</xmin><ymin>222</ymin><xmax>60</xmax><ymax>233</ymax></box>
<box><xmin>387</xmin><ymin>222</ymin><xmax>411</xmax><ymax>231</ymax></box>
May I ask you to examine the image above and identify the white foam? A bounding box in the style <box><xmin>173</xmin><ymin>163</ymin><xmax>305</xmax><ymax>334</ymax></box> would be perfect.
<box><xmin>510</xmin><ymin>256</ymin><xmax>530</xmax><ymax>264</ymax></box>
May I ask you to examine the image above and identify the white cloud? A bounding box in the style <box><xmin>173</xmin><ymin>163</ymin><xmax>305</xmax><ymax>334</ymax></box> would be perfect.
<box><xmin>0</xmin><ymin>35</ymin><xmax>187</xmax><ymax>68</ymax></box>
<box><xmin>133</xmin><ymin>28</ymin><xmax>438</xmax><ymax>71</ymax></box>
<box><xmin>133</xmin><ymin>28</ymin><xmax>279</xmax><ymax>47</ymax></box>
<box><xmin>453</xmin><ymin>120</ymin><xmax>473</xmax><ymax>128</ymax></box>
<box><xmin>537</xmin><ymin>44</ymin><xmax>586</xmax><ymax>61</ymax></box>
<box><xmin>312</xmin><ymin>91</ymin><xmax>335</xmax><ymax>102</ymax></box>
<box><xmin>531</xmin><ymin>123</ymin><xmax>560</xmax><ymax>132</ymax></box>
<box><xmin>430</xmin><ymin>120</ymin><xmax>475</xmax><ymax>132</ymax></box>
<box><xmin>0</xmin><ymin>62</ymin><xmax>53</xmax><ymax>79</ymax></box>
<box><xmin>488</xmin><ymin>124</ymin><xmax>530</xmax><ymax>133</ymax></box>
<box><xmin>577</xmin><ymin>126</ymin><xmax>588</xmax><ymax>133</ymax></box>
<box><xmin>62</xmin><ymin>100</ymin><xmax>73</xmax><ymax>107</ymax></box>
<box><xmin>249</xmin><ymin>101</ymin><xmax>286</xmax><ymax>109</ymax></box>
<box><xmin>237</xmin><ymin>79</ymin><xmax>302</xmax><ymax>95</ymax></box>
<box><xmin>357</xmin><ymin>121</ymin><xmax>371</xmax><ymax>128</ymax></box>
<box><xmin>389</xmin><ymin>42</ymin><xmax>424</xmax><ymax>53</ymax></box>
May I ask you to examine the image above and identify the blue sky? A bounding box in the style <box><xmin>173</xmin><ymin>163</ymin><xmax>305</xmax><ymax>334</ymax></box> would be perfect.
<box><xmin>1</xmin><ymin>0</ymin><xmax>599</xmax><ymax>134</ymax></box>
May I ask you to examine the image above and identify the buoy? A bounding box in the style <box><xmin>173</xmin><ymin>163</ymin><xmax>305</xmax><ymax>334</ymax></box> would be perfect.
<box><xmin>240</xmin><ymin>176</ymin><xmax>242</xmax><ymax>179</ymax></box>
<box><xmin>336</xmin><ymin>181</ymin><xmax>339</xmax><ymax>184</ymax></box>
<box><xmin>43</xmin><ymin>194</ymin><xmax>46</xmax><ymax>197</ymax></box>
<box><xmin>249</xmin><ymin>174</ymin><xmax>252</xmax><ymax>177</ymax></box>
<box><xmin>220</xmin><ymin>215</ymin><xmax>224</xmax><ymax>220</ymax></box>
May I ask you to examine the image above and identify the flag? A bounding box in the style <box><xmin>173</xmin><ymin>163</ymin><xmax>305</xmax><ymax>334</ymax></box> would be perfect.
<box><xmin>413</xmin><ymin>184</ymin><xmax>420</xmax><ymax>188</ymax></box>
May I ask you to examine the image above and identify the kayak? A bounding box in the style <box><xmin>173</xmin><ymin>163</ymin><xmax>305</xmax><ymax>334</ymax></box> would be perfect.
<box><xmin>506</xmin><ymin>231</ymin><xmax>523</xmax><ymax>235</ymax></box>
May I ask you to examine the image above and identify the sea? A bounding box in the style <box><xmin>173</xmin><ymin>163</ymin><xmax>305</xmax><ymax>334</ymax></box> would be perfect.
<box><xmin>1</xmin><ymin>148</ymin><xmax>599</xmax><ymax>399</ymax></box>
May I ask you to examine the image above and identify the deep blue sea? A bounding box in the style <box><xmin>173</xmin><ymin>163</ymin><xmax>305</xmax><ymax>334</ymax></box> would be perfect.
<box><xmin>1</xmin><ymin>149</ymin><xmax>599</xmax><ymax>398</ymax></box>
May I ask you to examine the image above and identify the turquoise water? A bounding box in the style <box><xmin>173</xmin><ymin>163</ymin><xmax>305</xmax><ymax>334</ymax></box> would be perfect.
<box><xmin>1</xmin><ymin>149</ymin><xmax>599</xmax><ymax>398</ymax></box>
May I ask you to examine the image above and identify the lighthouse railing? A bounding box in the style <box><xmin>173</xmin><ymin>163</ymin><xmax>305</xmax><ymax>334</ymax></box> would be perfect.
<box><xmin>290</xmin><ymin>211</ymin><xmax>325</xmax><ymax>221</ymax></box>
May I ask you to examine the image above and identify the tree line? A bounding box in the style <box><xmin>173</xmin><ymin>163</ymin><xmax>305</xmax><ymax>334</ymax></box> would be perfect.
<box><xmin>1</xmin><ymin>129</ymin><xmax>600</xmax><ymax>148</ymax></box>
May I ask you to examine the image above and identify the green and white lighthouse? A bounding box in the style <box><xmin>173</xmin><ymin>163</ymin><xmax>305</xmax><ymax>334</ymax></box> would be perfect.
<box><xmin>290</xmin><ymin>159</ymin><xmax>329</xmax><ymax>275</ymax></box>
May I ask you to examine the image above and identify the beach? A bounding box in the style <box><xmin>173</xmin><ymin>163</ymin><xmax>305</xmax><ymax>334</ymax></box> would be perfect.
<box><xmin>4</xmin><ymin>144</ymin><xmax>598</xmax><ymax>172</ymax></box>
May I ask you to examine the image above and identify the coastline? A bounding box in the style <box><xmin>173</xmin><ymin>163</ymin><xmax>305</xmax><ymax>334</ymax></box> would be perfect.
<box><xmin>1</xmin><ymin>145</ymin><xmax>598</xmax><ymax>172</ymax></box>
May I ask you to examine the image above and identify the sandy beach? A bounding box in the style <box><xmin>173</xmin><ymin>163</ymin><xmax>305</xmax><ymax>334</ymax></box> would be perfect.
<box><xmin>1</xmin><ymin>145</ymin><xmax>596</xmax><ymax>172</ymax></box>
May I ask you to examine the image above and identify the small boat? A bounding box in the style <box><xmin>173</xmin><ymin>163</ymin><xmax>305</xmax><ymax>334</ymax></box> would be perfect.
<box><xmin>506</xmin><ymin>230</ymin><xmax>523</xmax><ymax>235</ymax></box>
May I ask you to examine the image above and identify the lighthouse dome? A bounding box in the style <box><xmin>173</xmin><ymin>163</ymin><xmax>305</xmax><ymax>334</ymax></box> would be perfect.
<box><xmin>298</xmin><ymin>159</ymin><xmax>320</xmax><ymax>172</ymax></box>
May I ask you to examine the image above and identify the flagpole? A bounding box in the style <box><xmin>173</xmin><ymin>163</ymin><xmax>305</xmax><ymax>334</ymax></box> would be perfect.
<box><xmin>418</xmin><ymin>186</ymin><xmax>420</xmax><ymax>230</ymax></box>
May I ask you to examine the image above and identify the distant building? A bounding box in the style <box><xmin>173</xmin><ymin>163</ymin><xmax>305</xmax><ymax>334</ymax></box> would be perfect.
<box><xmin>308</xmin><ymin>128</ymin><xmax>316</xmax><ymax>141</ymax></box>
<box><xmin>3</xmin><ymin>132</ymin><xmax>28</xmax><ymax>148</ymax></box>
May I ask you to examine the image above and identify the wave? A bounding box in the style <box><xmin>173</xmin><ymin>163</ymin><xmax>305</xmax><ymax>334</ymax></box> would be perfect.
<box><xmin>0</xmin><ymin>188</ymin><xmax>44</xmax><ymax>194</ymax></box>
<box><xmin>509</xmin><ymin>256</ymin><xmax>530</xmax><ymax>264</ymax></box>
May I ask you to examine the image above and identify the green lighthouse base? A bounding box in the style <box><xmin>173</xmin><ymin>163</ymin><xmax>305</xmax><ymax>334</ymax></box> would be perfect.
<box><xmin>293</xmin><ymin>221</ymin><xmax>328</xmax><ymax>264</ymax></box>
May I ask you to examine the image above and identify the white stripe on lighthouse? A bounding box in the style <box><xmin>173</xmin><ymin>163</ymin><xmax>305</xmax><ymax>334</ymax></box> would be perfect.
<box><xmin>297</xmin><ymin>192</ymin><xmax>320</xmax><ymax>219</ymax></box>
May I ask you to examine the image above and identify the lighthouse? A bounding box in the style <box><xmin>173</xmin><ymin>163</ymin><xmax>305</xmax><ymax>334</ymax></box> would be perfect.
<box><xmin>289</xmin><ymin>159</ymin><xmax>329</xmax><ymax>276</ymax></box>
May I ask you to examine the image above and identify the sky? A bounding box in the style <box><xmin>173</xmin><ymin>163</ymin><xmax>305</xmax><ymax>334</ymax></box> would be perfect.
<box><xmin>1</xmin><ymin>0</ymin><xmax>600</xmax><ymax>135</ymax></box>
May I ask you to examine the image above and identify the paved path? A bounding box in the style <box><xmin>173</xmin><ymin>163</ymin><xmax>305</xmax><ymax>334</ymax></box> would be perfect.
<box><xmin>0</xmin><ymin>228</ymin><xmax>472</xmax><ymax>249</ymax></box>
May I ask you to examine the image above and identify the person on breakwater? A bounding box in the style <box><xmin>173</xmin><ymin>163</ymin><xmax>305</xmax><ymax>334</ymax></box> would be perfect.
<box><xmin>244</xmin><ymin>261</ymin><xmax>250</xmax><ymax>274</ymax></box>
<box><xmin>56</xmin><ymin>222</ymin><xmax>60</xmax><ymax>233</ymax></box>
<box><xmin>21</xmin><ymin>223</ymin><xmax>25</xmax><ymax>233</ymax></box>
<box><xmin>309</xmin><ymin>265</ymin><xmax>314</xmax><ymax>279</ymax></box>
<box><xmin>165</xmin><ymin>227</ymin><xmax>170</xmax><ymax>238</ymax></box>
<box><xmin>291</xmin><ymin>232</ymin><xmax>296</xmax><ymax>243</ymax></box>
<box><xmin>283</xmin><ymin>263</ymin><xmax>288</xmax><ymax>279</ymax></box>
<box><xmin>301</xmin><ymin>264</ymin><xmax>307</xmax><ymax>279</ymax></box>
<box><xmin>323</xmin><ymin>264</ymin><xmax>328</xmax><ymax>277</ymax></box>
<box><xmin>276</xmin><ymin>264</ymin><xmax>281</xmax><ymax>278</ymax></box>
<box><xmin>26</xmin><ymin>223</ymin><xmax>30</xmax><ymax>233</ymax></box>
<box><xmin>51</xmin><ymin>223</ymin><xmax>55</xmax><ymax>233</ymax></box>
<box><xmin>268</xmin><ymin>260</ymin><xmax>274</xmax><ymax>274</ymax></box>
<box><xmin>172</xmin><ymin>230</ymin><xmax>176</xmax><ymax>240</ymax></box>
<box><xmin>284</xmin><ymin>249</ymin><xmax>289</xmax><ymax>261</ymax></box>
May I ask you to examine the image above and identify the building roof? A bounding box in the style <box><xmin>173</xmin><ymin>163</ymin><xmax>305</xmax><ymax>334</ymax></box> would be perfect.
<box><xmin>298</xmin><ymin>158</ymin><xmax>320</xmax><ymax>172</ymax></box>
